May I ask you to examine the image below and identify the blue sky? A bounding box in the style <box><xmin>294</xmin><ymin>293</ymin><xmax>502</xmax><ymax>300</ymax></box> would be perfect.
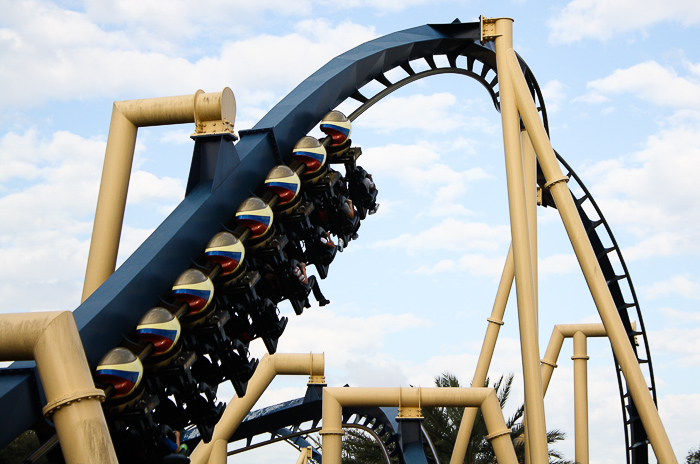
<box><xmin>2</xmin><ymin>0</ymin><xmax>700</xmax><ymax>462</ymax></box>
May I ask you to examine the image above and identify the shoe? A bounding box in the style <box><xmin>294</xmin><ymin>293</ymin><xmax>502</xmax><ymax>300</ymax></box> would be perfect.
<box><xmin>319</xmin><ymin>299</ymin><xmax>330</xmax><ymax>307</ymax></box>
<box><xmin>369</xmin><ymin>203</ymin><xmax>379</xmax><ymax>215</ymax></box>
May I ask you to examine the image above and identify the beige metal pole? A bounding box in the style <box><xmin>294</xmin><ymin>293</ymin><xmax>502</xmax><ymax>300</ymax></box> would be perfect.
<box><xmin>322</xmin><ymin>387</ymin><xmax>517</xmax><ymax>464</ymax></box>
<box><xmin>572</xmin><ymin>331</ymin><xmax>590</xmax><ymax>464</ymax></box>
<box><xmin>522</xmin><ymin>129</ymin><xmax>538</xmax><ymax>319</ymax></box>
<box><xmin>504</xmin><ymin>49</ymin><xmax>677</xmax><ymax>464</ymax></box>
<box><xmin>295</xmin><ymin>446</ymin><xmax>312</xmax><ymax>464</ymax></box>
<box><xmin>0</xmin><ymin>311</ymin><xmax>117</xmax><ymax>464</ymax></box>
<box><xmin>209</xmin><ymin>439</ymin><xmax>228</xmax><ymax>464</ymax></box>
<box><xmin>82</xmin><ymin>88</ymin><xmax>236</xmax><ymax>302</ymax></box>
<box><xmin>189</xmin><ymin>353</ymin><xmax>325</xmax><ymax>464</ymax></box>
<box><xmin>522</xmin><ymin>126</ymin><xmax>539</xmax><ymax>464</ymax></box>
<box><xmin>490</xmin><ymin>16</ymin><xmax>548</xmax><ymax>464</ymax></box>
<box><xmin>451</xmin><ymin>245</ymin><xmax>513</xmax><ymax>464</ymax></box>
<box><xmin>540</xmin><ymin>327</ymin><xmax>565</xmax><ymax>394</ymax></box>
<box><xmin>540</xmin><ymin>324</ymin><xmax>607</xmax><ymax>394</ymax></box>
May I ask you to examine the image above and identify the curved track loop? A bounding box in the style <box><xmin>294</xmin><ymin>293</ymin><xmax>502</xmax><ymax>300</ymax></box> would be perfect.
<box><xmin>0</xmin><ymin>19</ymin><xmax>653</xmax><ymax>464</ymax></box>
<box><xmin>326</xmin><ymin>31</ymin><xmax>653</xmax><ymax>464</ymax></box>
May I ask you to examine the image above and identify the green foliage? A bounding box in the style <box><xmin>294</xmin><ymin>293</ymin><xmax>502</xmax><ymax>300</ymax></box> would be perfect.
<box><xmin>0</xmin><ymin>430</ymin><xmax>49</xmax><ymax>464</ymax></box>
<box><xmin>342</xmin><ymin>428</ymin><xmax>397</xmax><ymax>464</ymax></box>
<box><xmin>423</xmin><ymin>372</ymin><xmax>572</xmax><ymax>464</ymax></box>
<box><xmin>339</xmin><ymin>372</ymin><xmax>573</xmax><ymax>464</ymax></box>
<box><xmin>686</xmin><ymin>446</ymin><xmax>700</xmax><ymax>464</ymax></box>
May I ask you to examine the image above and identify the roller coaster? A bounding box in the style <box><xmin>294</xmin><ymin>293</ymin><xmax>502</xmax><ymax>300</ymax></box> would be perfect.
<box><xmin>0</xmin><ymin>16</ymin><xmax>678</xmax><ymax>464</ymax></box>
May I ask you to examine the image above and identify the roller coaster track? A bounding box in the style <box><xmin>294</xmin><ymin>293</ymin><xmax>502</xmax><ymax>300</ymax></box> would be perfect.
<box><xmin>0</xmin><ymin>19</ymin><xmax>656</xmax><ymax>464</ymax></box>
<box><xmin>190</xmin><ymin>384</ymin><xmax>434</xmax><ymax>464</ymax></box>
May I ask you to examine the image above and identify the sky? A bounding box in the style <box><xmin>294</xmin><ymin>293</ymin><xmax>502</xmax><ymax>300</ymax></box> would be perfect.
<box><xmin>1</xmin><ymin>0</ymin><xmax>700</xmax><ymax>463</ymax></box>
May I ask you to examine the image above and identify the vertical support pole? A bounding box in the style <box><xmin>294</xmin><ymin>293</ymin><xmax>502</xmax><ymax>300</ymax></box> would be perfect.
<box><xmin>572</xmin><ymin>331</ymin><xmax>590</xmax><ymax>464</ymax></box>
<box><xmin>82</xmin><ymin>106</ymin><xmax>137</xmax><ymax>302</ymax></box>
<box><xmin>295</xmin><ymin>446</ymin><xmax>312</xmax><ymax>464</ymax></box>
<box><xmin>451</xmin><ymin>245</ymin><xmax>513</xmax><ymax>464</ymax></box>
<box><xmin>321</xmin><ymin>391</ymin><xmax>344</xmax><ymax>464</ymax></box>
<box><xmin>0</xmin><ymin>312</ymin><xmax>117</xmax><ymax>464</ymax></box>
<box><xmin>491</xmin><ymin>17</ymin><xmax>549</xmax><ymax>464</ymax></box>
<box><xmin>81</xmin><ymin>89</ymin><xmax>236</xmax><ymax>302</ymax></box>
<box><xmin>505</xmin><ymin>49</ymin><xmax>677</xmax><ymax>464</ymax></box>
<box><xmin>521</xmin><ymin>127</ymin><xmax>538</xmax><ymax>464</ymax></box>
<box><xmin>521</xmin><ymin>129</ymin><xmax>538</xmax><ymax>320</ymax></box>
<box><xmin>189</xmin><ymin>353</ymin><xmax>325</xmax><ymax>464</ymax></box>
<box><xmin>209</xmin><ymin>439</ymin><xmax>228</xmax><ymax>464</ymax></box>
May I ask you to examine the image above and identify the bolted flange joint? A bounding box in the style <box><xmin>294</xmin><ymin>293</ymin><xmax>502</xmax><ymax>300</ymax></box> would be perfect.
<box><xmin>42</xmin><ymin>389</ymin><xmax>106</xmax><ymax>418</ymax></box>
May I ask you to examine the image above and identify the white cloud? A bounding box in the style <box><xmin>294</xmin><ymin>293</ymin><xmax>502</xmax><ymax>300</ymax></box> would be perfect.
<box><xmin>549</xmin><ymin>0</ymin><xmax>700</xmax><ymax>43</ymax></box>
<box><xmin>580</xmin><ymin>61</ymin><xmax>700</xmax><ymax>109</ymax></box>
<box><xmin>581</xmin><ymin>113</ymin><xmax>700</xmax><ymax>259</ymax></box>
<box><xmin>541</xmin><ymin>79</ymin><xmax>566</xmax><ymax>113</ymax></box>
<box><xmin>647</xmin><ymin>327</ymin><xmax>700</xmax><ymax>366</ymax></box>
<box><xmin>126</xmin><ymin>170</ymin><xmax>183</xmax><ymax>207</ymax></box>
<box><xmin>643</xmin><ymin>274</ymin><xmax>700</xmax><ymax>300</ymax></box>
<box><xmin>0</xmin><ymin>128</ymin><xmax>195</xmax><ymax>310</ymax></box>
<box><xmin>411</xmin><ymin>253</ymin><xmax>506</xmax><ymax>278</ymax></box>
<box><xmin>539</xmin><ymin>253</ymin><xmax>578</xmax><ymax>276</ymax></box>
<box><xmin>0</xmin><ymin>3</ymin><xmax>376</xmax><ymax>111</ymax></box>
<box><xmin>658</xmin><ymin>393</ymin><xmax>700</xmax><ymax>459</ymax></box>
<box><xmin>362</xmin><ymin>142</ymin><xmax>491</xmax><ymax>217</ymax></box>
<box><xmin>356</xmin><ymin>93</ymin><xmax>499</xmax><ymax>135</ymax></box>
<box><xmin>660</xmin><ymin>307</ymin><xmax>700</xmax><ymax>323</ymax></box>
<box><xmin>320</xmin><ymin>0</ymin><xmax>435</xmax><ymax>13</ymax></box>
<box><xmin>374</xmin><ymin>218</ymin><xmax>510</xmax><ymax>253</ymax></box>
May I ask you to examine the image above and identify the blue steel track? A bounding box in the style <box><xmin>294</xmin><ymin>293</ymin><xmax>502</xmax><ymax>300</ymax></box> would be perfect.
<box><xmin>0</xmin><ymin>19</ymin><xmax>655</xmax><ymax>464</ymax></box>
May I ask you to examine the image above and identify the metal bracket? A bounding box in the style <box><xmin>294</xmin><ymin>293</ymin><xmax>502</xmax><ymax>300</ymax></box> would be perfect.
<box><xmin>485</xmin><ymin>428</ymin><xmax>511</xmax><ymax>441</ymax></box>
<box><xmin>192</xmin><ymin>88</ymin><xmax>237</xmax><ymax>137</ymax></box>
<box><xmin>480</xmin><ymin>16</ymin><xmax>499</xmax><ymax>44</ymax></box>
<box><xmin>397</xmin><ymin>387</ymin><xmax>423</xmax><ymax>419</ymax></box>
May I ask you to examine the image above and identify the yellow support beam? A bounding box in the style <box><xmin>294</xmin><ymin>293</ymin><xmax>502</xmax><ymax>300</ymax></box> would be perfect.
<box><xmin>0</xmin><ymin>312</ymin><xmax>117</xmax><ymax>464</ymax></box>
<box><xmin>81</xmin><ymin>88</ymin><xmax>236</xmax><ymax>302</ymax></box>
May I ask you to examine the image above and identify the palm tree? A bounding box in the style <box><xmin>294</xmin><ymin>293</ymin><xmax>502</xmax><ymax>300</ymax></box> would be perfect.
<box><xmin>423</xmin><ymin>372</ymin><xmax>572</xmax><ymax>464</ymax></box>
<box><xmin>686</xmin><ymin>446</ymin><xmax>700</xmax><ymax>464</ymax></box>
<box><xmin>341</xmin><ymin>372</ymin><xmax>572</xmax><ymax>464</ymax></box>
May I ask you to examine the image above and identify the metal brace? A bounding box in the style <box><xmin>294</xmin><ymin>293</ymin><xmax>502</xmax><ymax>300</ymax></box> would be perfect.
<box><xmin>480</xmin><ymin>16</ymin><xmax>499</xmax><ymax>44</ymax></box>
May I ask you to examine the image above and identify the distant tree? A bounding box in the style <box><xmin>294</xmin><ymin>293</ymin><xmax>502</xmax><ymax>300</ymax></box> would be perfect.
<box><xmin>340</xmin><ymin>372</ymin><xmax>572</xmax><ymax>464</ymax></box>
<box><xmin>342</xmin><ymin>428</ymin><xmax>397</xmax><ymax>464</ymax></box>
<box><xmin>686</xmin><ymin>446</ymin><xmax>700</xmax><ymax>464</ymax></box>
<box><xmin>423</xmin><ymin>372</ymin><xmax>571</xmax><ymax>464</ymax></box>
<box><xmin>0</xmin><ymin>430</ymin><xmax>49</xmax><ymax>464</ymax></box>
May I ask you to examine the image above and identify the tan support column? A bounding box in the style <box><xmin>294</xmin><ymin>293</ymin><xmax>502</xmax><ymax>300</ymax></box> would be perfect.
<box><xmin>209</xmin><ymin>439</ymin><xmax>228</xmax><ymax>464</ymax></box>
<box><xmin>82</xmin><ymin>88</ymin><xmax>236</xmax><ymax>302</ymax></box>
<box><xmin>522</xmin><ymin>126</ymin><xmax>539</xmax><ymax>464</ymax></box>
<box><xmin>0</xmin><ymin>312</ymin><xmax>117</xmax><ymax>464</ymax></box>
<box><xmin>505</xmin><ymin>49</ymin><xmax>677</xmax><ymax>463</ymax></box>
<box><xmin>540</xmin><ymin>326</ymin><xmax>565</xmax><ymax>393</ymax></box>
<box><xmin>572</xmin><ymin>331</ymin><xmax>590</xmax><ymax>464</ymax></box>
<box><xmin>489</xmin><ymin>16</ymin><xmax>548</xmax><ymax>464</ymax></box>
<box><xmin>322</xmin><ymin>387</ymin><xmax>518</xmax><ymax>464</ymax></box>
<box><xmin>189</xmin><ymin>353</ymin><xmax>324</xmax><ymax>464</ymax></box>
<box><xmin>321</xmin><ymin>389</ymin><xmax>345</xmax><ymax>464</ymax></box>
<box><xmin>451</xmin><ymin>245</ymin><xmax>513</xmax><ymax>464</ymax></box>
<box><xmin>522</xmin><ymin>129</ymin><xmax>538</xmax><ymax>318</ymax></box>
<box><xmin>295</xmin><ymin>446</ymin><xmax>312</xmax><ymax>464</ymax></box>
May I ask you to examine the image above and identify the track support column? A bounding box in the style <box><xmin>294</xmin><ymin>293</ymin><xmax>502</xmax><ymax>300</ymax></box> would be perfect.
<box><xmin>487</xmin><ymin>16</ymin><xmax>549</xmax><ymax>464</ymax></box>
<box><xmin>572</xmin><ymin>331</ymin><xmax>590</xmax><ymax>464</ymax></box>
<box><xmin>505</xmin><ymin>44</ymin><xmax>677</xmax><ymax>463</ymax></box>
<box><xmin>451</xmin><ymin>245</ymin><xmax>513</xmax><ymax>464</ymax></box>
<box><xmin>82</xmin><ymin>88</ymin><xmax>236</xmax><ymax>302</ymax></box>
